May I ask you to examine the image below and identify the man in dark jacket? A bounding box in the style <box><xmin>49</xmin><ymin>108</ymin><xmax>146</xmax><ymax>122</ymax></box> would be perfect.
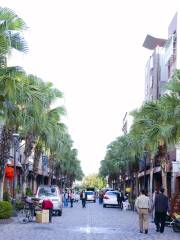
<box><xmin>117</xmin><ymin>191</ymin><xmax>124</xmax><ymax>210</ymax></box>
<box><xmin>154</xmin><ymin>188</ymin><xmax>169</xmax><ymax>233</ymax></box>
<box><xmin>80</xmin><ymin>190</ymin><xmax>87</xmax><ymax>208</ymax></box>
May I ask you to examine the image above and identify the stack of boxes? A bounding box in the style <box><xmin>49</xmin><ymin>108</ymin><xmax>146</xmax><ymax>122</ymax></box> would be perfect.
<box><xmin>36</xmin><ymin>210</ymin><xmax>49</xmax><ymax>223</ymax></box>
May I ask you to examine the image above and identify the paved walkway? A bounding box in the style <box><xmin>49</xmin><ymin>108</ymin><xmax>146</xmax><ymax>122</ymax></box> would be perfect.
<box><xmin>0</xmin><ymin>202</ymin><xmax>179</xmax><ymax>240</ymax></box>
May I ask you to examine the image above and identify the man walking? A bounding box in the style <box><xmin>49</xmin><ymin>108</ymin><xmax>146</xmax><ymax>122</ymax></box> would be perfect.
<box><xmin>80</xmin><ymin>190</ymin><xmax>87</xmax><ymax>208</ymax></box>
<box><xmin>117</xmin><ymin>190</ymin><xmax>124</xmax><ymax>210</ymax></box>
<box><xmin>154</xmin><ymin>188</ymin><xmax>169</xmax><ymax>233</ymax></box>
<box><xmin>135</xmin><ymin>190</ymin><xmax>151</xmax><ymax>234</ymax></box>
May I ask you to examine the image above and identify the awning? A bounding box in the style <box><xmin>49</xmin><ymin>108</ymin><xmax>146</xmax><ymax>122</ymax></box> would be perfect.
<box><xmin>7</xmin><ymin>160</ymin><xmax>22</xmax><ymax>168</ymax></box>
<box><xmin>143</xmin><ymin>34</ymin><xmax>167</xmax><ymax>50</ymax></box>
<box><xmin>138</xmin><ymin>166</ymin><xmax>161</xmax><ymax>178</ymax></box>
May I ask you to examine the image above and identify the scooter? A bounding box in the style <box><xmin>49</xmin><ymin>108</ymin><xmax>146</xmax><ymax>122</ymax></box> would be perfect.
<box><xmin>172</xmin><ymin>212</ymin><xmax>180</xmax><ymax>232</ymax></box>
<box><xmin>165</xmin><ymin>212</ymin><xmax>180</xmax><ymax>232</ymax></box>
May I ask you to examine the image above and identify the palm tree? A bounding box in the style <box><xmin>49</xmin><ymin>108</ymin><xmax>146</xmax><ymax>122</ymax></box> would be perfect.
<box><xmin>54</xmin><ymin>134</ymin><xmax>83</xmax><ymax>188</ymax></box>
<box><xmin>0</xmin><ymin>7</ymin><xmax>27</xmax><ymax>199</ymax></box>
<box><xmin>31</xmin><ymin>106</ymin><xmax>66</xmax><ymax>192</ymax></box>
<box><xmin>130</xmin><ymin>99</ymin><xmax>179</xmax><ymax>195</ymax></box>
<box><xmin>0</xmin><ymin>7</ymin><xmax>27</xmax><ymax>66</ymax></box>
<box><xmin>15</xmin><ymin>75</ymin><xmax>65</xmax><ymax>193</ymax></box>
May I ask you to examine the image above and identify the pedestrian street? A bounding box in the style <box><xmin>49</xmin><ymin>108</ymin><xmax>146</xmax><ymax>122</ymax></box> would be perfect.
<box><xmin>0</xmin><ymin>202</ymin><xmax>179</xmax><ymax>240</ymax></box>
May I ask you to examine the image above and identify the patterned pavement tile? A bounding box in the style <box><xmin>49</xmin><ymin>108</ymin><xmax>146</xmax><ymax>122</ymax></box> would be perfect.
<box><xmin>0</xmin><ymin>201</ymin><xmax>179</xmax><ymax>240</ymax></box>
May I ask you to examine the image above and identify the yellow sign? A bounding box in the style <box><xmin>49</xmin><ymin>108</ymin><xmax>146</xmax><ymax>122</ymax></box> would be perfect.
<box><xmin>125</xmin><ymin>187</ymin><xmax>131</xmax><ymax>193</ymax></box>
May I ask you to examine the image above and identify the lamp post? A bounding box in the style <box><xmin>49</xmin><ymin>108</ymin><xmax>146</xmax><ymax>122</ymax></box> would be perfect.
<box><xmin>12</xmin><ymin>133</ymin><xmax>20</xmax><ymax>205</ymax></box>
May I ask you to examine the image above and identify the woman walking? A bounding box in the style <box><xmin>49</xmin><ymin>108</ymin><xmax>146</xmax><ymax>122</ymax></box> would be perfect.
<box><xmin>70</xmin><ymin>190</ymin><xmax>75</xmax><ymax>207</ymax></box>
<box><xmin>64</xmin><ymin>190</ymin><xmax>69</xmax><ymax>207</ymax></box>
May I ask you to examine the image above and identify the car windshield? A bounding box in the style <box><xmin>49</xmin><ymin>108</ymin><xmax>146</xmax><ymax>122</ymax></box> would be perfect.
<box><xmin>43</xmin><ymin>192</ymin><xmax>56</xmax><ymax>197</ymax></box>
<box><xmin>86</xmin><ymin>191</ymin><xmax>94</xmax><ymax>195</ymax></box>
<box><xmin>38</xmin><ymin>187</ymin><xmax>57</xmax><ymax>197</ymax></box>
<box><xmin>106</xmin><ymin>191</ymin><xmax>118</xmax><ymax>195</ymax></box>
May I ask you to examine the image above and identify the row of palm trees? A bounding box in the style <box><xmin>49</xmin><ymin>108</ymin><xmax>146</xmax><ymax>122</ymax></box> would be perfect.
<box><xmin>0</xmin><ymin>7</ymin><xmax>83</xmax><ymax>199</ymax></box>
<box><xmin>99</xmin><ymin>70</ymin><xmax>180</xmax><ymax>197</ymax></box>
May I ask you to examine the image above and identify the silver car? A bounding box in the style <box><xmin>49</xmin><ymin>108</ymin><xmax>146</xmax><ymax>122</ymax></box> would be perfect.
<box><xmin>36</xmin><ymin>185</ymin><xmax>63</xmax><ymax>216</ymax></box>
<box><xmin>85</xmin><ymin>191</ymin><xmax>96</xmax><ymax>202</ymax></box>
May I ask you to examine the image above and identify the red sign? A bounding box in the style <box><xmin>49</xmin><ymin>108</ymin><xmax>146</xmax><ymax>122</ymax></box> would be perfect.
<box><xmin>5</xmin><ymin>166</ymin><xmax>14</xmax><ymax>180</ymax></box>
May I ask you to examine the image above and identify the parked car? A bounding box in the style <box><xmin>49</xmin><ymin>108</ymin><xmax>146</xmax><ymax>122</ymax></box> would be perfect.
<box><xmin>36</xmin><ymin>185</ymin><xmax>63</xmax><ymax>216</ymax></box>
<box><xmin>85</xmin><ymin>191</ymin><xmax>96</xmax><ymax>202</ymax></box>
<box><xmin>101</xmin><ymin>187</ymin><xmax>113</xmax><ymax>194</ymax></box>
<box><xmin>103</xmin><ymin>190</ymin><xmax>119</xmax><ymax>207</ymax></box>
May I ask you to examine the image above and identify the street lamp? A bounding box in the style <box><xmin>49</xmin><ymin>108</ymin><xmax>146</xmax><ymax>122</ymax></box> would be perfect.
<box><xmin>12</xmin><ymin>133</ymin><xmax>20</xmax><ymax>205</ymax></box>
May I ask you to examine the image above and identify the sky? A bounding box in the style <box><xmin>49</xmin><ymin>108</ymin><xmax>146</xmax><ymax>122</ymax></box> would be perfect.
<box><xmin>1</xmin><ymin>0</ymin><xmax>180</xmax><ymax>175</ymax></box>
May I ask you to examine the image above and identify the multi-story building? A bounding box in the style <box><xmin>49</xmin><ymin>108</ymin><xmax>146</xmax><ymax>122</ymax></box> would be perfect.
<box><xmin>141</xmin><ymin>13</ymin><xmax>180</xmax><ymax>197</ymax></box>
<box><xmin>143</xmin><ymin>35</ymin><xmax>167</xmax><ymax>101</ymax></box>
<box><xmin>122</xmin><ymin>112</ymin><xmax>133</xmax><ymax>135</ymax></box>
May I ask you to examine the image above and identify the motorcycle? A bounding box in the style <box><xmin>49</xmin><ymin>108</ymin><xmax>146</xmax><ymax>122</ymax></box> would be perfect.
<box><xmin>172</xmin><ymin>212</ymin><xmax>180</xmax><ymax>232</ymax></box>
<box><xmin>165</xmin><ymin>212</ymin><xmax>180</xmax><ymax>232</ymax></box>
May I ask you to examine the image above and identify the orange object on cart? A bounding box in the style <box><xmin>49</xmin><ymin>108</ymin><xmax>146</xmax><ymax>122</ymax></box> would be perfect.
<box><xmin>5</xmin><ymin>166</ymin><xmax>14</xmax><ymax>180</ymax></box>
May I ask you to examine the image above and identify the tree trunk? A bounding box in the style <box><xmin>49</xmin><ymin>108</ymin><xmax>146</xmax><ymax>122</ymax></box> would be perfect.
<box><xmin>32</xmin><ymin>175</ymin><xmax>37</xmax><ymax>195</ymax></box>
<box><xmin>24</xmin><ymin>133</ymin><xmax>35</xmax><ymax>161</ymax></box>
<box><xmin>0</xmin><ymin>177</ymin><xmax>4</xmax><ymax>200</ymax></box>
<box><xmin>149</xmin><ymin>156</ymin><xmax>154</xmax><ymax>200</ymax></box>
<box><xmin>22</xmin><ymin>176</ymin><xmax>27</xmax><ymax>195</ymax></box>
<box><xmin>161</xmin><ymin>170</ymin><xmax>167</xmax><ymax>196</ymax></box>
<box><xmin>0</xmin><ymin>126</ymin><xmax>13</xmax><ymax>199</ymax></box>
<box><xmin>48</xmin><ymin>155</ymin><xmax>54</xmax><ymax>186</ymax></box>
<box><xmin>158</xmin><ymin>144</ymin><xmax>168</xmax><ymax>196</ymax></box>
<box><xmin>135</xmin><ymin>172</ymin><xmax>139</xmax><ymax>196</ymax></box>
<box><xmin>22</xmin><ymin>133</ymin><xmax>35</xmax><ymax>196</ymax></box>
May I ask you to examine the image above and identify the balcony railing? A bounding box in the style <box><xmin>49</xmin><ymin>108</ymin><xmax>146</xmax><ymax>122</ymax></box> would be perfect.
<box><xmin>164</xmin><ymin>34</ymin><xmax>176</xmax><ymax>65</ymax></box>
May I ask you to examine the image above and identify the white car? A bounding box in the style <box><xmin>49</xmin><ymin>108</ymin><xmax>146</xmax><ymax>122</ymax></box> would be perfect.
<box><xmin>36</xmin><ymin>185</ymin><xmax>63</xmax><ymax>216</ymax></box>
<box><xmin>85</xmin><ymin>191</ymin><xmax>96</xmax><ymax>202</ymax></box>
<box><xmin>103</xmin><ymin>190</ymin><xmax>119</xmax><ymax>207</ymax></box>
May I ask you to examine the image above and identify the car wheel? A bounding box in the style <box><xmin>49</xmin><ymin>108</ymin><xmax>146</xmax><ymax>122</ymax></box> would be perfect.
<box><xmin>103</xmin><ymin>204</ymin><xmax>106</xmax><ymax>208</ymax></box>
<box><xmin>58</xmin><ymin>210</ymin><xmax>62</xmax><ymax>216</ymax></box>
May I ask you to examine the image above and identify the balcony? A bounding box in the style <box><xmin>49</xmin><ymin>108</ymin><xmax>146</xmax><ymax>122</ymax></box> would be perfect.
<box><xmin>164</xmin><ymin>34</ymin><xmax>176</xmax><ymax>65</ymax></box>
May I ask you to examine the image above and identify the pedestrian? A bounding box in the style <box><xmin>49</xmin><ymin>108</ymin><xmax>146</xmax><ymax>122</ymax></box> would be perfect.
<box><xmin>99</xmin><ymin>191</ymin><xmax>103</xmax><ymax>204</ymax></box>
<box><xmin>64</xmin><ymin>189</ymin><xmax>69</xmax><ymax>207</ymax></box>
<box><xmin>80</xmin><ymin>190</ymin><xmax>87</xmax><ymax>208</ymax></box>
<box><xmin>42</xmin><ymin>197</ymin><xmax>53</xmax><ymax>223</ymax></box>
<box><xmin>135</xmin><ymin>189</ymin><xmax>151</xmax><ymax>234</ymax></box>
<box><xmin>75</xmin><ymin>192</ymin><xmax>79</xmax><ymax>202</ymax></box>
<box><xmin>70</xmin><ymin>190</ymin><xmax>75</xmax><ymax>207</ymax></box>
<box><xmin>152</xmin><ymin>189</ymin><xmax>159</xmax><ymax>222</ymax></box>
<box><xmin>25</xmin><ymin>196</ymin><xmax>35</xmax><ymax>218</ymax></box>
<box><xmin>117</xmin><ymin>190</ymin><xmax>124</xmax><ymax>210</ymax></box>
<box><xmin>153</xmin><ymin>188</ymin><xmax>169</xmax><ymax>233</ymax></box>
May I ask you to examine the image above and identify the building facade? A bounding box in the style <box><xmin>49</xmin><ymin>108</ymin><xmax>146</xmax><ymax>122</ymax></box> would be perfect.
<box><xmin>142</xmin><ymin>13</ymin><xmax>180</xmax><ymax>197</ymax></box>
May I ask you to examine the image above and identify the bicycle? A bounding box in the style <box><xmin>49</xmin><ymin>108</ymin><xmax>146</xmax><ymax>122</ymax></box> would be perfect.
<box><xmin>17</xmin><ymin>197</ymin><xmax>40</xmax><ymax>224</ymax></box>
<box><xmin>18</xmin><ymin>207</ymin><xmax>33</xmax><ymax>223</ymax></box>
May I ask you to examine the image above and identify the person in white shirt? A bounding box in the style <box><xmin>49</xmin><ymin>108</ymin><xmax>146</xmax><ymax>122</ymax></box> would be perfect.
<box><xmin>75</xmin><ymin>192</ymin><xmax>80</xmax><ymax>202</ymax></box>
<box><xmin>135</xmin><ymin>189</ymin><xmax>151</xmax><ymax>234</ymax></box>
